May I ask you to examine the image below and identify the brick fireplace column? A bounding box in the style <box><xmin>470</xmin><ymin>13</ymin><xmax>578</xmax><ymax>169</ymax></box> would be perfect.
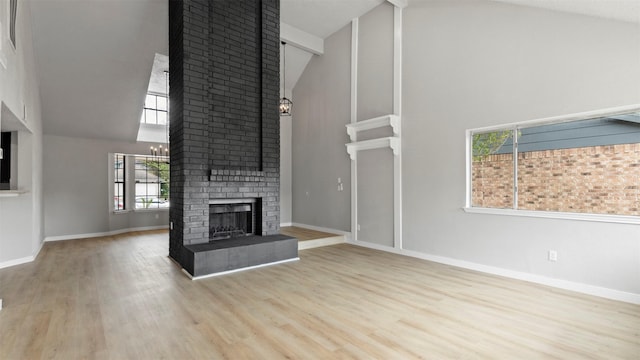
<box><xmin>168</xmin><ymin>0</ymin><xmax>281</xmax><ymax>270</ymax></box>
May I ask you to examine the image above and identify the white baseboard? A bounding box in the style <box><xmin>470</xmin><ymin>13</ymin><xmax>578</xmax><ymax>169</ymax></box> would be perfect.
<box><xmin>0</xmin><ymin>239</ymin><xmax>45</xmax><ymax>270</ymax></box>
<box><xmin>347</xmin><ymin>239</ymin><xmax>640</xmax><ymax>305</ymax></box>
<box><xmin>290</xmin><ymin>222</ymin><xmax>352</xmax><ymax>241</ymax></box>
<box><xmin>44</xmin><ymin>225</ymin><xmax>169</xmax><ymax>242</ymax></box>
<box><xmin>185</xmin><ymin>257</ymin><xmax>300</xmax><ymax>280</ymax></box>
<box><xmin>0</xmin><ymin>255</ymin><xmax>35</xmax><ymax>270</ymax></box>
<box><xmin>280</xmin><ymin>222</ymin><xmax>293</xmax><ymax>227</ymax></box>
<box><xmin>299</xmin><ymin>235</ymin><xmax>345</xmax><ymax>250</ymax></box>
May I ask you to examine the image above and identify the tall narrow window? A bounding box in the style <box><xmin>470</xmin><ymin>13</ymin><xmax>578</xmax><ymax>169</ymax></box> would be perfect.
<box><xmin>114</xmin><ymin>154</ymin><xmax>125</xmax><ymax>210</ymax></box>
<box><xmin>9</xmin><ymin>0</ymin><xmax>17</xmax><ymax>49</ymax></box>
<box><xmin>134</xmin><ymin>155</ymin><xmax>169</xmax><ymax>209</ymax></box>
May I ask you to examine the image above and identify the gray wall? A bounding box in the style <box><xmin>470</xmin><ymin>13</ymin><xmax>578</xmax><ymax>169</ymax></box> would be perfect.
<box><xmin>357</xmin><ymin>2</ymin><xmax>394</xmax><ymax>121</ymax></box>
<box><xmin>43</xmin><ymin>134</ymin><xmax>168</xmax><ymax>238</ymax></box>
<box><xmin>357</xmin><ymin>148</ymin><xmax>394</xmax><ymax>246</ymax></box>
<box><xmin>0</xmin><ymin>1</ymin><xmax>44</xmax><ymax>266</ymax></box>
<box><xmin>291</xmin><ymin>24</ymin><xmax>352</xmax><ymax>232</ymax></box>
<box><xmin>355</xmin><ymin>3</ymin><xmax>395</xmax><ymax>245</ymax></box>
<box><xmin>402</xmin><ymin>0</ymin><xmax>640</xmax><ymax>294</ymax></box>
<box><xmin>292</xmin><ymin>0</ymin><xmax>640</xmax><ymax>295</ymax></box>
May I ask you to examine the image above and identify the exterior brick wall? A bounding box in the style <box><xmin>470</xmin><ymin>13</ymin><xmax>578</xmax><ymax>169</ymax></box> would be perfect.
<box><xmin>472</xmin><ymin>143</ymin><xmax>640</xmax><ymax>215</ymax></box>
<box><xmin>169</xmin><ymin>0</ymin><xmax>280</xmax><ymax>266</ymax></box>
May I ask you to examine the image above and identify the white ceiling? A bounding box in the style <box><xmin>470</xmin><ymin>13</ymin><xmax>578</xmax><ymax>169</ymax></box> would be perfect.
<box><xmin>493</xmin><ymin>0</ymin><xmax>640</xmax><ymax>24</ymax></box>
<box><xmin>28</xmin><ymin>0</ymin><xmax>639</xmax><ymax>141</ymax></box>
<box><xmin>281</xmin><ymin>0</ymin><xmax>384</xmax><ymax>38</ymax></box>
<box><xmin>30</xmin><ymin>0</ymin><xmax>168</xmax><ymax>141</ymax></box>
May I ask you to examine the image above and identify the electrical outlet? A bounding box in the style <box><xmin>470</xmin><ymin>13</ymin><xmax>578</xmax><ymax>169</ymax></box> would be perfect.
<box><xmin>357</xmin><ymin>224</ymin><xmax>361</xmax><ymax>231</ymax></box>
<box><xmin>548</xmin><ymin>250</ymin><xmax>558</xmax><ymax>262</ymax></box>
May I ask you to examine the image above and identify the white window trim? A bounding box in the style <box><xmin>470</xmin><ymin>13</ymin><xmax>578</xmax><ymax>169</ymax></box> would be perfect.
<box><xmin>110</xmin><ymin>153</ymin><xmax>128</xmax><ymax>213</ymax></box>
<box><xmin>463</xmin><ymin>207</ymin><xmax>640</xmax><ymax>225</ymax></box>
<box><xmin>465</xmin><ymin>103</ymin><xmax>640</xmax><ymax>225</ymax></box>
<box><xmin>133</xmin><ymin>207</ymin><xmax>169</xmax><ymax>213</ymax></box>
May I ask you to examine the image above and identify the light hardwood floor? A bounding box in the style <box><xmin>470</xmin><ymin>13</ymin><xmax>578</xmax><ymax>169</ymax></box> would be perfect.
<box><xmin>0</xmin><ymin>230</ymin><xmax>638</xmax><ymax>359</ymax></box>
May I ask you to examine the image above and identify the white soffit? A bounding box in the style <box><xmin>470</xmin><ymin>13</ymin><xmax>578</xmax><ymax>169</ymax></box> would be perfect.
<box><xmin>281</xmin><ymin>0</ymin><xmax>385</xmax><ymax>39</ymax></box>
<box><xmin>491</xmin><ymin>0</ymin><xmax>640</xmax><ymax>24</ymax></box>
<box><xmin>281</xmin><ymin>23</ymin><xmax>324</xmax><ymax>55</ymax></box>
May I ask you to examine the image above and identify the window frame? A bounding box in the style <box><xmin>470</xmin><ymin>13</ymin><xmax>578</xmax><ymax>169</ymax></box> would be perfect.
<box><xmin>111</xmin><ymin>153</ymin><xmax>169</xmax><ymax>214</ymax></box>
<box><xmin>465</xmin><ymin>104</ymin><xmax>640</xmax><ymax>225</ymax></box>
<box><xmin>140</xmin><ymin>92</ymin><xmax>169</xmax><ymax>125</ymax></box>
<box><xmin>113</xmin><ymin>153</ymin><xmax>126</xmax><ymax>212</ymax></box>
<box><xmin>8</xmin><ymin>0</ymin><xmax>16</xmax><ymax>51</ymax></box>
<box><xmin>133</xmin><ymin>154</ymin><xmax>170</xmax><ymax>211</ymax></box>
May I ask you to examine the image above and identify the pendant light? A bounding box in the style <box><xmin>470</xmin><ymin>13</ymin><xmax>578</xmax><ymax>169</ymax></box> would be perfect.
<box><xmin>279</xmin><ymin>41</ymin><xmax>293</xmax><ymax>116</ymax></box>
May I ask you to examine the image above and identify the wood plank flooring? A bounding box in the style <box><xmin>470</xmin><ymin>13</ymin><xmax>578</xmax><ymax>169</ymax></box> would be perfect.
<box><xmin>0</xmin><ymin>230</ymin><xmax>638</xmax><ymax>359</ymax></box>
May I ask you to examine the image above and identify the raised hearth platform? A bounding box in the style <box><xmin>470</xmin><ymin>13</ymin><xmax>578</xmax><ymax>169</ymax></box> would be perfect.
<box><xmin>182</xmin><ymin>235</ymin><xmax>298</xmax><ymax>278</ymax></box>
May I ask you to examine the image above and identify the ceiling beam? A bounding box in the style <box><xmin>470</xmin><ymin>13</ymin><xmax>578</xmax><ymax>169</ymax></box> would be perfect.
<box><xmin>280</xmin><ymin>22</ymin><xmax>324</xmax><ymax>55</ymax></box>
<box><xmin>386</xmin><ymin>0</ymin><xmax>408</xmax><ymax>8</ymax></box>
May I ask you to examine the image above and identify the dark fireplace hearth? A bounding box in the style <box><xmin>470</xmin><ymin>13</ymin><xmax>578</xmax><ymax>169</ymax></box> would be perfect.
<box><xmin>209</xmin><ymin>199</ymin><xmax>257</xmax><ymax>241</ymax></box>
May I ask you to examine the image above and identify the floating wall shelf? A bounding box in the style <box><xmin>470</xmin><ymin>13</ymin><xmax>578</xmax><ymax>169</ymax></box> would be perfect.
<box><xmin>346</xmin><ymin>114</ymin><xmax>400</xmax><ymax>141</ymax></box>
<box><xmin>345</xmin><ymin>114</ymin><xmax>401</xmax><ymax>158</ymax></box>
<box><xmin>346</xmin><ymin>137</ymin><xmax>400</xmax><ymax>160</ymax></box>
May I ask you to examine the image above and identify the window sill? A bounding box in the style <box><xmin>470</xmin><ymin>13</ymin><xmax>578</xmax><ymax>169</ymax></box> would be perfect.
<box><xmin>0</xmin><ymin>190</ymin><xmax>28</xmax><ymax>198</ymax></box>
<box><xmin>133</xmin><ymin>208</ymin><xmax>169</xmax><ymax>212</ymax></box>
<box><xmin>463</xmin><ymin>207</ymin><xmax>640</xmax><ymax>225</ymax></box>
<box><xmin>112</xmin><ymin>210</ymin><xmax>131</xmax><ymax>214</ymax></box>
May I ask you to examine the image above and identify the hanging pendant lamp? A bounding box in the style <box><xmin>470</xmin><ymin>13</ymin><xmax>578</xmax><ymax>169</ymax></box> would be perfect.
<box><xmin>279</xmin><ymin>41</ymin><xmax>292</xmax><ymax>116</ymax></box>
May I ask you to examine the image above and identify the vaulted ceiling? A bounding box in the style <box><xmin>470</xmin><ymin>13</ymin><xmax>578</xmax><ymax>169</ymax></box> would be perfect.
<box><xmin>28</xmin><ymin>0</ymin><xmax>640</xmax><ymax>141</ymax></box>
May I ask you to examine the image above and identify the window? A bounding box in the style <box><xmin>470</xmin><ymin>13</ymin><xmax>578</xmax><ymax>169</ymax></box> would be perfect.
<box><xmin>134</xmin><ymin>155</ymin><xmax>169</xmax><ymax>209</ymax></box>
<box><xmin>0</xmin><ymin>132</ymin><xmax>16</xmax><ymax>190</ymax></box>
<box><xmin>114</xmin><ymin>154</ymin><xmax>125</xmax><ymax>210</ymax></box>
<box><xmin>140</xmin><ymin>93</ymin><xmax>168</xmax><ymax>125</ymax></box>
<box><xmin>9</xmin><ymin>0</ymin><xmax>16</xmax><ymax>49</ymax></box>
<box><xmin>112</xmin><ymin>153</ymin><xmax>169</xmax><ymax>211</ymax></box>
<box><xmin>467</xmin><ymin>106</ymin><xmax>640</xmax><ymax>218</ymax></box>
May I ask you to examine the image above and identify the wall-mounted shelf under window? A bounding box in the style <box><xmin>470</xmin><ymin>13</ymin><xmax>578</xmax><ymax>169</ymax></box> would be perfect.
<box><xmin>0</xmin><ymin>190</ymin><xmax>27</xmax><ymax>197</ymax></box>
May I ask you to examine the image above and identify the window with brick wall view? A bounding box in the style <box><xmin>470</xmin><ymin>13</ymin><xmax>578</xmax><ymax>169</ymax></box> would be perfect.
<box><xmin>470</xmin><ymin>109</ymin><xmax>640</xmax><ymax>216</ymax></box>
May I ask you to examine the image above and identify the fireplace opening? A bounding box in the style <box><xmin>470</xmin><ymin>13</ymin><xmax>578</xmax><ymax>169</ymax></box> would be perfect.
<box><xmin>209</xmin><ymin>199</ymin><xmax>257</xmax><ymax>241</ymax></box>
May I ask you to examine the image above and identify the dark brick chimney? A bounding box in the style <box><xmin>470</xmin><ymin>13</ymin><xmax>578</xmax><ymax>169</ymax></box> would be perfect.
<box><xmin>168</xmin><ymin>0</ymin><xmax>281</xmax><ymax>272</ymax></box>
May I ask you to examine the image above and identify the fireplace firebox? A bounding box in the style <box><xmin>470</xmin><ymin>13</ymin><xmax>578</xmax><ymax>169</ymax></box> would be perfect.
<box><xmin>209</xmin><ymin>199</ymin><xmax>257</xmax><ymax>241</ymax></box>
